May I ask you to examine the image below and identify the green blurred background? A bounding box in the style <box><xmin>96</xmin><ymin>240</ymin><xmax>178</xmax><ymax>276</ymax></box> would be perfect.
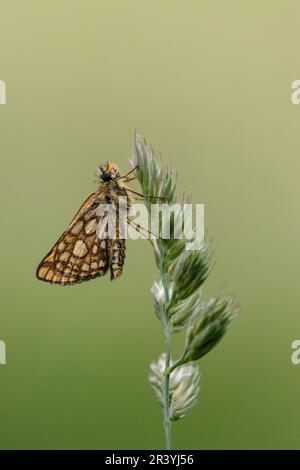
<box><xmin>0</xmin><ymin>0</ymin><xmax>300</xmax><ymax>450</ymax></box>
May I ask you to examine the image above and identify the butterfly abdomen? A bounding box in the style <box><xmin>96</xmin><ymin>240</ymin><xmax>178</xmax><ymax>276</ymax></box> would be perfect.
<box><xmin>108</xmin><ymin>239</ymin><xmax>126</xmax><ymax>280</ymax></box>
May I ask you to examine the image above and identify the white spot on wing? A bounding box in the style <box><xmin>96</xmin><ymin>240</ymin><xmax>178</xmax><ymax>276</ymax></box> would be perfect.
<box><xmin>73</xmin><ymin>240</ymin><xmax>88</xmax><ymax>258</ymax></box>
<box><xmin>71</xmin><ymin>220</ymin><xmax>83</xmax><ymax>235</ymax></box>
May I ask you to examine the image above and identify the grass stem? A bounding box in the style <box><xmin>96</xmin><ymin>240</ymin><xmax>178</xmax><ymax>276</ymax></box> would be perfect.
<box><xmin>163</xmin><ymin>325</ymin><xmax>171</xmax><ymax>449</ymax></box>
<box><xmin>161</xmin><ymin>266</ymin><xmax>172</xmax><ymax>450</ymax></box>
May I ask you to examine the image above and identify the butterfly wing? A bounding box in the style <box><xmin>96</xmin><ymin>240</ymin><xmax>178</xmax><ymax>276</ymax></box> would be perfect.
<box><xmin>36</xmin><ymin>191</ymin><xmax>111</xmax><ymax>285</ymax></box>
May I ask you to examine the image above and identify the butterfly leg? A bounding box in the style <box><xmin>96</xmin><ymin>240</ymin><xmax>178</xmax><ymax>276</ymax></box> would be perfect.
<box><xmin>126</xmin><ymin>188</ymin><xmax>167</xmax><ymax>202</ymax></box>
<box><xmin>116</xmin><ymin>165</ymin><xmax>139</xmax><ymax>182</ymax></box>
<box><xmin>123</xmin><ymin>176</ymin><xmax>136</xmax><ymax>183</ymax></box>
<box><xmin>127</xmin><ymin>218</ymin><xmax>162</xmax><ymax>241</ymax></box>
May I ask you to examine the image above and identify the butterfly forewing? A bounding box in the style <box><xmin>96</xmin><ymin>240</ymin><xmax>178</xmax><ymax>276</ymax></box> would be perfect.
<box><xmin>36</xmin><ymin>191</ymin><xmax>115</xmax><ymax>285</ymax></box>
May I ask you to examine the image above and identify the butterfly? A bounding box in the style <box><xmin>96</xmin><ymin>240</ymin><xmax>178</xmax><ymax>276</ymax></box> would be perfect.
<box><xmin>36</xmin><ymin>162</ymin><xmax>143</xmax><ymax>285</ymax></box>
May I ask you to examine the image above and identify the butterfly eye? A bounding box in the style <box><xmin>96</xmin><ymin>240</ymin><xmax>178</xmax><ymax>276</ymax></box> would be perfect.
<box><xmin>101</xmin><ymin>171</ymin><xmax>112</xmax><ymax>182</ymax></box>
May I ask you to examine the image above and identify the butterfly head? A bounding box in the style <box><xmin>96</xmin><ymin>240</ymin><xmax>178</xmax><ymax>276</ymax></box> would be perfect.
<box><xmin>98</xmin><ymin>162</ymin><xmax>120</xmax><ymax>182</ymax></box>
